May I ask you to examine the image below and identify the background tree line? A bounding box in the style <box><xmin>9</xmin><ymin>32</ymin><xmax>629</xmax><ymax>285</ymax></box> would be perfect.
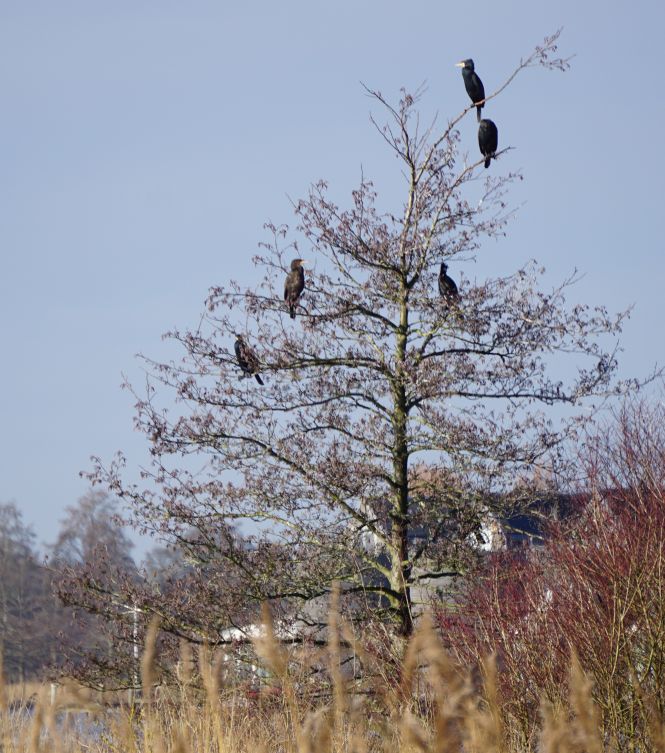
<box><xmin>0</xmin><ymin>490</ymin><xmax>139</xmax><ymax>685</ymax></box>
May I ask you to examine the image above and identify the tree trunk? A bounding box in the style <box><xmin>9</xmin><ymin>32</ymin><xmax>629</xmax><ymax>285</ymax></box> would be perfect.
<box><xmin>390</xmin><ymin>282</ymin><xmax>413</xmax><ymax>636</ymax></box>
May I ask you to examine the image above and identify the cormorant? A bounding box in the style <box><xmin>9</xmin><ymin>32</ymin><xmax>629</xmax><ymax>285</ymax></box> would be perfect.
<box><xmin>284</xmin><ymin>258</ymin><xmax>306</xmax><ymax>319</ymax></box>
<box><xmin>478</xmin><ymin>119</ymin><xmax>498</xmax><ymax>168</ymax></box>
<box><xmin>455</xmin><ymin>59</ymin><xmax>485</xmax><ymax>122</ymax></box>
<box><xmin>234</xmin><ymin>334</ymin><xmax>264</xmax><ymax>385</ymax></box>
<box><xmin>438</xmin><ymin>262</ymin><xmax>459</xmax><ymax>304</ymax></box>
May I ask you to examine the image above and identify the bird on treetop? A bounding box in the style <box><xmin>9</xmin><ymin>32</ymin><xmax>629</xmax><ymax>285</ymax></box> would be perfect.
<box><xmin>284</xmin><ymin>258</ymin><xmax>308</xmax><ymax>319</ymax></box>
<box><xmin>234</xmin><ymin>334</ymin><xmax>264</xmax><ymax>385</ymax></box>
<box><xmin>478</xmin><ymin>118</ymin><xmax>498</xmax><ymax>169</ymax></box>
<box><xmin>455</xmin><ymin>58</ymin><xmax>485</xmax><ymax>122</ymax></box>
<box><xmin>438</xmin><ymin>262</ymin><xmax>459</xmax><ymax>304</ymax></box>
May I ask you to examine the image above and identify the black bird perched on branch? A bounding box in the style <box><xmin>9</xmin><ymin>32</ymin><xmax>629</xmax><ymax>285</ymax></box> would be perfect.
<box><xmin>456</xmin><ymin>59</ymin><xmax>485</xmax><ymax>122</ymax></box>
<box><xmin>478</xmin><ymin>118</ymin><xmax>498</xmax><ymax>168</ymax></box>
<box><xmin>234</xmin><ymin>334</ymin><xmax>264</xmax><ymax>385</ymax></box>
<box><xmin>438</xmin><ymin>262</ymin><xmax>459</xmax><ymax>304</ymax></box>
<box><xmin>284</xmin><ymin>258</ymin><xmax>307</xmax><ymax>319</ymax></box>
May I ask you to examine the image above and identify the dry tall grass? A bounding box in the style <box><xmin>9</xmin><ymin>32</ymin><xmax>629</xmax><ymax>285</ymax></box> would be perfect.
<box><xmin>1</xmin><ymin>608</ymin><xmax>662</xmax><ymax>753</ymax></box>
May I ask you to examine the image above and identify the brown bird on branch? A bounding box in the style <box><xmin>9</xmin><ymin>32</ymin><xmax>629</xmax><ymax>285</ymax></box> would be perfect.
<box><xmin>234</xmin><ymin>334</ymin><xmax>264</xmax><ymax>385</ymax></box>
<box><xmin>284</xmin><ymin>258</ymin><xmax>307</xmax><ymax>319</ymax></box>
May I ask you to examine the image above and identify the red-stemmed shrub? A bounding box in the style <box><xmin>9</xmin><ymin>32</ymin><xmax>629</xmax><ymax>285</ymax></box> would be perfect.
<box><xmin>441</xmin><ymin>394</ymin><xmax>665</xmax><ymax>751</ymax></box>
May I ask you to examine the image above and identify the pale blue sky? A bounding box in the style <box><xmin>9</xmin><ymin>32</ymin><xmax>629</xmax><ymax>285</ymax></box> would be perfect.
<box><xmin>2</xmin><ymin>1</ymin><xmax>663</xmax><ymax>552</ymax></box>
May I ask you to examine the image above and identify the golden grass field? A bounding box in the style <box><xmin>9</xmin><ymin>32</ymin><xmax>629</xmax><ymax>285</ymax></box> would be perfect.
<box><xmin>2</xmin><ymin>611</ymin><xmax>664</xmax><ymax>753</ymax></box>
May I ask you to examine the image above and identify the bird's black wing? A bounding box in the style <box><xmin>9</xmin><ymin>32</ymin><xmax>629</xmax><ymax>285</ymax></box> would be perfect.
<box><xmin>471</xmin><ymin>72</ymin><xmax>485</xmax><ymax>104</ymax></box>
<box><xmin>478</xmin><ymin>119</ymin><xmax>498</xmax><ymax>167</ymax></box>
<box><xmin>463</xmin><ymin>70</ymin><xmax>485</xmax><ymax>121</ymax></box>
<box><xmin>439</xmin><ymin>274</ymin><xmax>459</xmax><ymax>301</ymax></box>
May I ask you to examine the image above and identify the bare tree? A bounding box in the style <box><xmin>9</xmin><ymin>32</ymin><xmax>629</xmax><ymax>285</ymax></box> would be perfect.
<box><xmin>0</xmin><ymin>503</ymin><xmax>54</xmax><ymax>682</ymax></box>
<box><xmin>89</xmin><ymin>32</ymin><xmax>639</xmax><ymax>638</ymax></box>
<box><xmin>51</xmin><ymin>489</ymin><xmax>134</xmax><ymax>569</ymax></box>
<box><xmin>50</xmin><ymin>490</ymin><xmax>141</xmax><ymax>688</ymax></box>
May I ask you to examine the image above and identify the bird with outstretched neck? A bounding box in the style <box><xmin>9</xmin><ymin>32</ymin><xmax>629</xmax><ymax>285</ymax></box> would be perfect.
<box><xmin>234</xmin><ymin>334</ymin><xmax>264</xmax><ymax>385</ymax></box>
<box><xmin>456</xmin><ymin>58</ymin><xmax>485</xmax><ymax>122</ymax></box>
<box><xmin>478</xmin><ymin>119</ymin><xmax>498</xmax><ymax>168</ymax></box>
<box><xmin>284</xmin><ymin>258</ymin><xmax>307</xmax><ymax>319</ymax></box>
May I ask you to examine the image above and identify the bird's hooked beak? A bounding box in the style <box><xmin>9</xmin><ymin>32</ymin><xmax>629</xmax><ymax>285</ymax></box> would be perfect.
<box><xmin>455</xmin><ymin>61</ymin><xmax>465</xmax><ymax>68</ymax></box>
<box><xmin>301</xmin><ymin>259</ymin><xmax>310</xmax><ymax>266</ymax></box>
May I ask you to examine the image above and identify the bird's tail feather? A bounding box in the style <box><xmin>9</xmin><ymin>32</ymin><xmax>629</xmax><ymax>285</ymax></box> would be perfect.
<box><xmin>484</xmin><ymin>157</ymin><xmax>491</xmax><ymax>169</ymax></box>
<box><xmin>476</xmin><ymin>104</ymin><xmax>482</xmax><ymax>122</ymax></box>
<box><xmin>254</xmin><ymin>374</ymin><xmax>264</xmax><ymax>386</ymax></box>
<box><xmin>289</xmin><ymin>306</ymin><xmax>296</xmax><ymax>319</ymax></box>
